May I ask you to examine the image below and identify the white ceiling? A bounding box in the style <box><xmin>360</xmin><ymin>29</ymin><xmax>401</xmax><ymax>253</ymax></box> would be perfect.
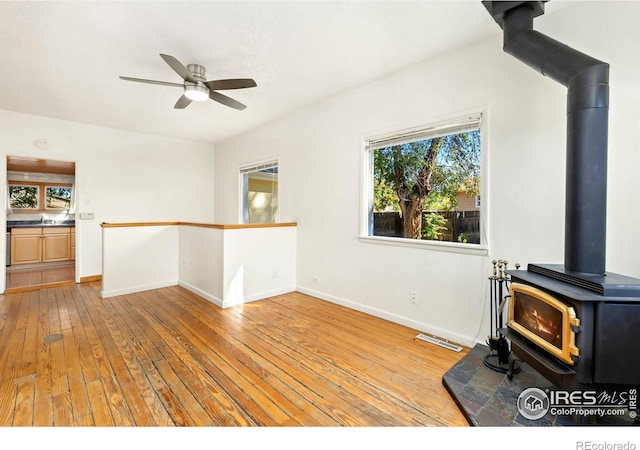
<box><xmin>0</xmin><ymin>1</ymin><xmax>573</xmax><ymax>145</ymax></box>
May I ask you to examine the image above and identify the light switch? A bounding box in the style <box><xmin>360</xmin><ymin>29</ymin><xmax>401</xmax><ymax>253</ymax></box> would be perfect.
<box><xmin>79</xmin><ymin>213</ymin><xmax>95</xmax><ymax>220</ymax></box>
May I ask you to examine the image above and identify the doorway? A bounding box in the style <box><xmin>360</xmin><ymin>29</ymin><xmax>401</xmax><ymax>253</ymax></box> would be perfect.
<box><xmin>5</xmin><ymin>156</ymin><xmax>76</xmax><ymax>292</ymax></box>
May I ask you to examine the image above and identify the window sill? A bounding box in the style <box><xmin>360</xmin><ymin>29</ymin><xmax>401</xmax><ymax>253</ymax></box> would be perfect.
<box><xmin>358</xmin><ymin>235</ymin><xmax>488</xmax><ymax>256</ymax></box>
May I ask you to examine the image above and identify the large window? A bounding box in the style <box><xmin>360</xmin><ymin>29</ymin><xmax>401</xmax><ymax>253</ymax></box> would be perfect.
<box><xmin>363</xmin><ymin>114</ymin><xmax>483</xmax><ymax>248</ymax></box>
<box><xmin>9</xmin><ymin>181</ymin><xmax>73</xmax><ymax>212</ymax></box>
<box><xmin>240</xmin><ymin>161</ymin><xmax>278</xmax><ymax>224</ymax></box>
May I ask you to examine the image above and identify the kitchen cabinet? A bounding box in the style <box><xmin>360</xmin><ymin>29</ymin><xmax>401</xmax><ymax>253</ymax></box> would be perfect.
<box><xmin>10</xmin><ymin>226</ymin><xmax>74</xmax><ymax>265</ymax></box>
<box><xmin>10</xmin><ymin>228</ymin><xmax>42</xmax><ymax>265</ymax></box>
<box><xmin>70</xmin><ymin>228</ymin><xmax>76</xmax><ymax>261</ymax></box>
<box><xmin>43</xmin><ymin>227</ymin><xmax>71</xmax><ymax>262</ymax></box>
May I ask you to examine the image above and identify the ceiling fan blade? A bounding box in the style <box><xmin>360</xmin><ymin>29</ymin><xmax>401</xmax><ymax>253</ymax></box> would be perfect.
<box><xmin>209</xmin><ymin>91</ymin><xmax>247</xmax><ymax>110</ymax></box>
<box><xmin>160</xmin><ymin>53</ymin><xmax>197</xmax><ymax>83</ymax></box>
<box><xmin>119</xmin><ymin>76</ymin><xmax>183</xmax><ymax>88</ymax></box>
<box><xmin>204</xmin><ymin>79</ymin><xmax>257</xmax><ymax>91</ymax></box>
<box><xmin>174</xmin><ymin>95</ymin><xmax>192</xmax><ymax>109</ymax></box>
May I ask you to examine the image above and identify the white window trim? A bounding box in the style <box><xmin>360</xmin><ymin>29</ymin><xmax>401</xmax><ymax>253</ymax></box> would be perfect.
<box><xmin>238</xmin><ymin>158</ymin><xmax>279</xmax><ymax>224</ymax></box>
<box><xmin>8</xmin><ymin>183</ymin><xmax>41</xmax><ymax>210</ymax></box>
<box><xmin>359</xmin><ymin>108</ymin><xmax>489</xmax><ymax>256</ymax></box>
<box><xmin>44</xmin><ymin>185</ymin><xmax>73</xmax><ymax>211</ymax></box>
<box><xmin>358</xmin><ymin>235</ymin><xmax>488</xmax><ymax>256</ymax></box>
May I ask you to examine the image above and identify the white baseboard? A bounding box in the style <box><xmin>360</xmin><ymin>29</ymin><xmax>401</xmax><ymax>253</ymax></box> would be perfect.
<box><xmin>296</xmin><ymin>285</ymin><xmax>477</xmax><ymax>348</ymax></box>
<box><xmin>177</xmin><ymin>281</ymin><xmax>295</xmax><ymax>309</ymax></box>
<box><xmin>178</xmin><ymin>280</ymin><xmax>223</xmax><ymax>308</ymax></box>
<box><xmin>101</xmin><ymin>279</ymin><xmax>178</xmax><ymax>299</ymax></box>
<box><xmin>222</xmin><ymin>286</ymin><xmax>297</xmax><ymax>308</ymax></box>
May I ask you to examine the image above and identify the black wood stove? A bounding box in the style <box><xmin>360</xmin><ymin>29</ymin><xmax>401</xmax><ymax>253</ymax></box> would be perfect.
<box><xmin>482</xmin><ymin>1</ymin><xmax>640</xmax><ymax>391</ymax></box>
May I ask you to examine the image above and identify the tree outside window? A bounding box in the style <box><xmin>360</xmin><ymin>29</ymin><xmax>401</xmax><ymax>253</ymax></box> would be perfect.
<box><xmin>367</xmin><ymin>116</ymin><xmax>482</xmax><ymax>244</ymax></box>
<box><xmin>9</xmin><ymin>185</ymin><xmax>39</xmax><ymax>209</ymax></box>
<box><xmin>8</xmin><ymin>182</ymin><xmax>73</xmax><ymax>212</ymax></box>
<box><xmin>46</xmin><ymin>186</ymin><xmax>73</xmax><ymax>209</ymax></box>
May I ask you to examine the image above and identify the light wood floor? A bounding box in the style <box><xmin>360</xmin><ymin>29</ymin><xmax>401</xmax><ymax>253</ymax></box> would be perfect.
<box><xmin>0</xmin><ymin>282</ymin><xmax>469</xmax><ymax>426</ymax></box>
<box><xmin>6</xmin><ymin>262</ymin><xmax>75</xmax><ymax>291</ymax></box>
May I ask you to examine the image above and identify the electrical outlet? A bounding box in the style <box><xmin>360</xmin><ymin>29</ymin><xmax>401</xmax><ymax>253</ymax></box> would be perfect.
<box><xmin>312</xmin><ymin>276</ymin><xmax>320</xmax><ymax>284</ymax></box>
<box><xmin>410</xmin><ymin>291</ymin><xmax>417</xmax><ymax>304</ymax></box>
<box><xmin>272</xmin><ymin>271</ymin><xmax>278</xmax><ymax>279</ymax></box>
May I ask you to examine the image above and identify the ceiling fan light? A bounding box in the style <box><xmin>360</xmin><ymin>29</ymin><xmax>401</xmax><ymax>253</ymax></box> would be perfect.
<box><xmin>184</xmin><ymin>84</ymin><xmax>209</xmax><ymax>102</ymax></box>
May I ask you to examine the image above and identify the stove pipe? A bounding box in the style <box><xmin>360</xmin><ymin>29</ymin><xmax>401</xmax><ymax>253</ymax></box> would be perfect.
<box><xmin>483</xmin><ymin>1</ymin><xmax>609</xmax><ymax>276</ymax></box>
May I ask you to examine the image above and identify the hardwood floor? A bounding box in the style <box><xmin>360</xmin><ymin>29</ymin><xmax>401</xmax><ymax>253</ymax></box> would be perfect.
<box><xmin>5</xmin><ymin>261</ymin><xmax>75</xmax><ymax>292</ymax></box>
<box><xmin>0</xmin><ymin>282</ymin><xmax>469</xmax><ymax>426</ymax></box>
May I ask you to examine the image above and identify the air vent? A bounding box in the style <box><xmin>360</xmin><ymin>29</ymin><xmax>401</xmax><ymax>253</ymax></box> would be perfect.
<box><xmin>416</xmin><ymin>334</ymin><xmax>463</xmax><ymax>352</ymax></box>
<box><xmin>528</xmin><ymin>264</ymin><xmax>604</xmax><ymax>294</ymax></box>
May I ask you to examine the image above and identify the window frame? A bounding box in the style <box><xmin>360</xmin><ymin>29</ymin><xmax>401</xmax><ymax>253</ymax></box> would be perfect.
<box><xmin>8</xmin><ymin>182</ymin><xmax>40</xmax><ymax>211</ymax></box>
<box><xmin>238</xmin><ymin>159</ymin><xmax>279</xmax><ymax>225</ymax></box>
<box><xmin>359</xmin><ymin>110</ymin><xmax>489</xmax><ymax>256</ymax></box>
<box><xmin>44</xmin><ymin>185</ymin><xmax>74</xmax><ymax>211</ymax></box>
<box><xmin>8</xmin><ymin>180</ymin><xmax>73</xmax><ymax>213</ymax></box>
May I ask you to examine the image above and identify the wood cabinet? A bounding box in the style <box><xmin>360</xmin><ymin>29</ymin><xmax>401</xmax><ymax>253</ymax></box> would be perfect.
<box><xmin>10</xmin><ymin>226</ymin><xmax>74</xmax><ymax>265</ymax></box>
<box><xmin>70</xmin><ymin>228</ymin><xmax>76</xmax><ymax>260</ymax></box>
<box><xmin>43</xmin><ymin>227</ymin><xmax>71</xmax><ymax>262</ymax></box>
<box><xmin>10</xmin><ymin>228</ymin><xmax>42</xmax><ymax>265</ymax></box>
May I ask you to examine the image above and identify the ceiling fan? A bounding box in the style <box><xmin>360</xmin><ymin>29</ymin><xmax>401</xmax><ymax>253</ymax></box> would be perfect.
<box><xmin>120</xmin><ymin>53</ymin><xmax>256</xmax><ymax>110</ymax></box>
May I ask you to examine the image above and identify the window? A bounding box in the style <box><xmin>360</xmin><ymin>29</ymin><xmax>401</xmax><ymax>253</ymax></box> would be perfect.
<box><xmin>240</xmin><ymin>161</ymin><xmax>278</xmax><ymax>224</ymax></box>
<box><xmin>363</xmin><ymin>114</ymin><xmax>483</xmax><ymax>249</ymax></box>
<box><xmin>8</xmin><ymin>181</ymin><xmax>73</xmax><ymax>212</ymax></box>
<box><xmin>45</xmin><ymin>186</ymin><xmax>73</xmax><ymax>210</ymax></box>
<box><xmin>9</xmin><ymin>184</ymin><xmax>39</xmax><ymax>210</ymax></box>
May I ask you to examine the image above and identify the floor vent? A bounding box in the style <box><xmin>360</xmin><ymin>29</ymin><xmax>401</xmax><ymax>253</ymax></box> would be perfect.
<box><xmin>43</xmin><ymin>334</ymin><xmax>63</xmax><ymax>343</ymax></box>
<box><xmin>416</xmin><ymin>334</ymin><xmax>463</xmax><ymax>352</ymax></box>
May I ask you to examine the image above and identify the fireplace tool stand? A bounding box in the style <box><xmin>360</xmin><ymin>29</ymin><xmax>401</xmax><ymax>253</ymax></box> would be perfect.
<box><xmin>484</xmin><ymin>259</ymin><xmax>521</xmax><ymax>379</ymax></box>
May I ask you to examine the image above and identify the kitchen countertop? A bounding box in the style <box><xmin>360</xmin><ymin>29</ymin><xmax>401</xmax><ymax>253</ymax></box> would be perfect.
<box><xmin>7</xmin><ymin>220</ymin><xmax>75</xmax><ymax>230</ymax></box>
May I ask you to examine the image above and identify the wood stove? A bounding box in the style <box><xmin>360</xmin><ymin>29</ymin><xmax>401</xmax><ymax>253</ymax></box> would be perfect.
<box><xmin>505</xmin><ymin>266</ymin><xmax>640</xmax><ymax>391</ymax></box>
<box><xmin>482</xmin><ymin>1</ymin><xmax>640</xmax><ymax>391</ymax></box>
<box><xmin>508</xmin><ymin>282</ymin><xmax>579</xmax><ymax>367</ymax></box>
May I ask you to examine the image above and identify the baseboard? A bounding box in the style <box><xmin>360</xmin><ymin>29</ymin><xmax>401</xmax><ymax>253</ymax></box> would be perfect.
<box><xmin>296</xmin><ymin>285</ymin><xmax>477</xmax><ymax>348</ymax></box>
<box><xmin>80</xmin><ymin>274</ymin><xmax>102</xmax><ymax>283</ymax></box>
<box><xmin>177</xmin><ymin>281</ymin><xmax>295</xmax><ymax>309</ymax></box>
<box><xmin>178</xmin><ymin>280</ymin><xmax>223</xmax><ymax>308</ymax></box>
<box><xmin>222</xmin><ymin>286</ymin><xmax>297</xmax><ymax>308</ymax></box>
<box><xmin>101</xmin><ymin>280</ymin><xmax>178</xmax><ymax>299</ymax></box>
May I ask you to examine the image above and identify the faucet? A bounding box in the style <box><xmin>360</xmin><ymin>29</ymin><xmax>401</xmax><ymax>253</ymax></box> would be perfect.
<box><xmin>40</xmin><ymin>215</ymin><xmax>44</xmax><ymax>224</ymax></box>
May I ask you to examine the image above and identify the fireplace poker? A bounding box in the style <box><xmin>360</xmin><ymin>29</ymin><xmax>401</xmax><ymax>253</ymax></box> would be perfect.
<box><xmin>498</xmin><ymin>261</ymin><xmax>510</xmax><ymax>318</ymax></box>
<box><xmin>497</xmin><ymin>260</ymin><xmax>504</xmax><ymax>332</ymax></box>
<box><xmin>495</xmin><ymin>260</ymin><xmax>502</xmax><ymax>340</ymax></box>
<box><xmin>489</xmin><ymin>260</ymin><xmax>497</xmax><ymax>344</ymax></box>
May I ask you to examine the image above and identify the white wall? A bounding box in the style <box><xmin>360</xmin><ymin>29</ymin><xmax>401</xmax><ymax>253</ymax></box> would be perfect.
<box><xmin>178</xmin><ymin>225</ymin><xmax>297</xmax><ymax>308</ymax></box>
<box><xmin>0</xmin><ymin>110</ymin><xmax>215</xmax><ymax>292</ymax></box>
<box><xmin>179</xmin><ymin>225</ymin><xmax>225</xmax><ymax>303</ymax></box>
<box><xmin>214</xmin><ymin>2</ymin><xmax>640</xmax><ymax>346</ymax></box>
<box><xmin>221</xmin><ymin>226</ymin><xmax>297</xmax><ymax>307</ymax></box>
<box><xmin>102</xmin><ymin>225</ymin><xmax>179</xmax><ymax>297</ymax></box>
<box><xmin>102</xmin><ymin>223</ymin><xmax>296</xmax><ymax>306</ymax></box>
